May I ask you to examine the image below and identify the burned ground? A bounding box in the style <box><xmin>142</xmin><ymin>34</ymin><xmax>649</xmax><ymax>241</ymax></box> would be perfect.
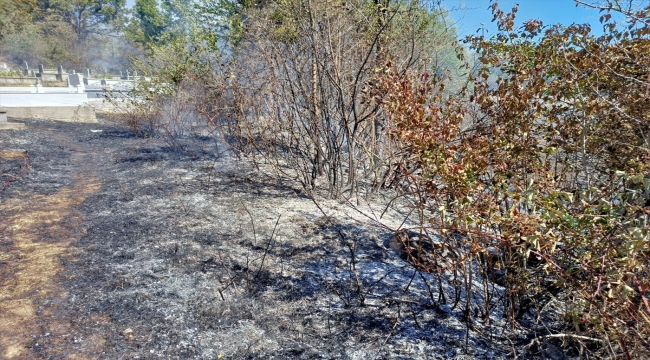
<box><xmin>0</xmin><ymin>119</ymin><xmax>526</xmax><ymax>359</ymax></box>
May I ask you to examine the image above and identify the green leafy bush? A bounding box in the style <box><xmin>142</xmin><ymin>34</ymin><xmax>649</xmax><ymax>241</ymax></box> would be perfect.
<box><xmin>0</xmin><ymin>68</ymin><xmax>21</xmax><ymax>77</ymax></box>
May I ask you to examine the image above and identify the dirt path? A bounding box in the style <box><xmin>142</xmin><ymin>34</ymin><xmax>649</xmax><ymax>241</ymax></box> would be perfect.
<box><xmin>0</xmin><ymin>130</ymin><xmax>102</xmax><ymax>359</ymax></box>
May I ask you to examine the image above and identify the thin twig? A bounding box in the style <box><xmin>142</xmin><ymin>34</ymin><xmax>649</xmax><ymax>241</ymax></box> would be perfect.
<box><xmin>255</xmin><ymin>213</ymin><xmax>282</xmax><ymax>278</ymax></box>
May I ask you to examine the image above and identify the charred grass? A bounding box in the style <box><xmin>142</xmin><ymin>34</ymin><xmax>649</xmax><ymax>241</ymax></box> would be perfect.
<box><xmin>0</xmin><ymin>119</ymin><xmax>515</xmax><ymax>359</ymax></box>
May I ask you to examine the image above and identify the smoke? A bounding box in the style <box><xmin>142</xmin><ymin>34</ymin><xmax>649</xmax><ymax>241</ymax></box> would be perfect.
<box><xmin>86</xmin><ymin>36</ymin><xmax>141</xmax><ymax>74</ymax></box>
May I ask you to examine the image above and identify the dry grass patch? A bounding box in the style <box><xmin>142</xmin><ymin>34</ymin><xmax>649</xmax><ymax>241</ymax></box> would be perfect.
<box><xmin>0</xmin><ymin>175</ymin><xmax>100</xmax><ymax>359</ymax></box>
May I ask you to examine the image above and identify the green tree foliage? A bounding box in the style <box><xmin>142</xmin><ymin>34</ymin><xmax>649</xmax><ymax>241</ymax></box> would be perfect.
<box><xmin>0</xmin><ymin>0</ymin><xmax>127</xmax><ymax>68</ymax></box>
<box><xmin>44</xmin><ymin>0</ymin><xmax>126</xmax><ymax>39</ymax></box>
<box><xmin>0</xmin><ymin>0</ymin><xmax>36</xmax><ymax>39</ymax></box>
<box><xmin>126</xmin><ymin>0</ymin><xmax>167</xmax><ymax>45</ymax></box>
<box><xmin>0</xmin><ymin>13</ymin><xmax>81</xmax><ymax>67</ymax></box>
<box><xmin>211</xmin><ymin>0</ymin><xmax>258</xmax><ymax>45</ymax></box>
<box><xmin>125</xmin><ymin>0</ymin><xmax>195</xmax><ymax>49</ymax></box>
<box><xmin>110</xmin><ymin>2</ymin><xmax>225</xmax><ymax>139</ymax></box>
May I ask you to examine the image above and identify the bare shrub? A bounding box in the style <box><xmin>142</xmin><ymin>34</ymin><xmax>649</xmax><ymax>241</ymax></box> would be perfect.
<box><xmin>107</xmin><ymin>35</ymin><xmax>221</xmax><ymax>148</ymax></box>
<box><xmin>108</xmin><ymin>81</ymin><xmax>214</xmax><ymax>152</ymax></box>
<box><xmin>107</xmin><ymin>92</ymin><xmax>161</xmax><ymax>138</ymax></box>
<box><xmin>216</xmin><ymin>0</ymin><xmax>464</xmax><ymax>197</ymax></box>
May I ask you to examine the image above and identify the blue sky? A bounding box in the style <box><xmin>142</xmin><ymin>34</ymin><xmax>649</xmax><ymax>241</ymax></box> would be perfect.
<box><xmin>443</xmin><ymin>0</ymin><xmax>614</xmax><ymax>38</ymax></box>
<box><xmin>124</xmin><ymin>0</ymin><xmax>623</xmax><ymax>38</ymax></box>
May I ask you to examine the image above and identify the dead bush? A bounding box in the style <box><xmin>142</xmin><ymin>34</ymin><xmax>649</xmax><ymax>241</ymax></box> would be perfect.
<box><xmin>216</xmin><ymin>0</ymin><xmax>464</xmax><ymax>197</ymax></box>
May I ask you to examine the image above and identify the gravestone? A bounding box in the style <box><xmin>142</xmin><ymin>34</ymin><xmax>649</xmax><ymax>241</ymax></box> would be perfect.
<box><xmin>84</xmin><ymin>69</ymin><xmax>91</xmax><ymax>78</ymax></box>
<box><xmin>57</xmin><ymin>65</ymin><xmax>65</xmax><ymax>80</ymax></box>
<box><xmin>101</xmin><ymin>79</ymin><xmax>107</xmax><ymax>85</ymax></box>
<box><xmin>29</xmin><ymin>69</ymin><xmax>36</xmax><ymax>77</ymax></box>
<box><xmin>68</xmin><ymin>73</ymin><xmax>82</xmax><ymax>87</ymax></box>
<box><xmin>38</xmin><ymin>64</ymin><xmax>44</xmax><ymax>75</ymax></box>
<box><xmin>24</xmin><ymin>61</ymin><xmax>29</xmax><ymax>70</ymax></box>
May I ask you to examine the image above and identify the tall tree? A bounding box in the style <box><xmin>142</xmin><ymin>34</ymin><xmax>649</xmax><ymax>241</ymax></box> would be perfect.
<box><xmin>134</xmin><ymin>0</ymin><xmax>166</xmax><ymax>43</ymax></box>
<box><xmin>46</xmin><ymin>0</ymin><xmax>126</xmax><ymax>39</ymax></box>
<box><xmin>125</xmin><ymin>0</ymin><xmax>189</xmax><ymax>47</ymax></box>
<box><xmin>1</xmin><ymin>0</ymin><xmax>127</xmax><ymax>68</ymax></box>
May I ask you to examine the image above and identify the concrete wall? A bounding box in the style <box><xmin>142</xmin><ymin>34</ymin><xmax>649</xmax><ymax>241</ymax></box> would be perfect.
<box><xmin>0</xmin><ymin>87</ymin><xmax>35</xmax><ymax>93</ymax></box>
<box><xmin>38</xmin><ymin>74</ymin><xmax>59</xmax><ymax>82</ymax></box>
<box><xmin>3</xmin><ymin>106</ymin><xmax>97</xmax><ymax>123</ymax></box>
<box><xmin>36</xmin><ymin>73</ymin><xmax>68</xmax><ymax>82</ymax></box>
<box><xmin>85</xmin><ymin>79</ymin><xmax>103</xmax><ymax>86</ymax></box>
<box><xmin>83</xmin><ymin>80</ymin><xmax>133</xmax><ymax>92</ymax></box>
<box><xmin>104</xmin><ymin>79</ymin><xmax>135</xmax><ymax>86</ymax></box>
<box><xmin>38</xmin><ymin>87</ymin><xmax>83</xmax><ymax>94</ymax></box>
<box><xmin>0</xmin><ymin>93</ymin><xmax>89</xmax><ymax>107</ymax></box>
<box><xmin>0</xmin><ymin>86</ymin><xmax>85</xmax><ymax>94</ymax></box>
<box><xmin>0</xmin><ymin>77</ymin><xmax>38</xmax><ymax>86</ymax></box>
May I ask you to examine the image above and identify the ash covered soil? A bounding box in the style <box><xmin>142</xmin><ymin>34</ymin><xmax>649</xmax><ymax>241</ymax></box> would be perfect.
<box><xmin>0</xmin><ymin>118</ymin><xmax>526</xmax><ymax>359</ymax></box>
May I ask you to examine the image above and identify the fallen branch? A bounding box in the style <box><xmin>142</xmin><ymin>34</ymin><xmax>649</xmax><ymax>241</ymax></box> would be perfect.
<box><xmin>515</xmin><ymin>333</ymin><xmax>604</xmax><ymax>359</ymax></box>
<box><xmin>255</xmin><ymin>213</ymin><xmax>282</xmax><ymax>278</ymax></box>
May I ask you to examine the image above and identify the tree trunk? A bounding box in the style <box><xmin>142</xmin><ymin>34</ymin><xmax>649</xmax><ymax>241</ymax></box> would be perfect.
<box><xmin>307</xmin><ymin>0</ymin><xmax>324</xmax><ymax>183</ymax></box>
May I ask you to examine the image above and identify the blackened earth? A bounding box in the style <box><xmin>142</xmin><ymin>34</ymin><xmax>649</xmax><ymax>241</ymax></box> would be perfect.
<box><xmin>0</xmin><ymin>118</ymin><xmax>545</xmax><ymax>359</ymax></box>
